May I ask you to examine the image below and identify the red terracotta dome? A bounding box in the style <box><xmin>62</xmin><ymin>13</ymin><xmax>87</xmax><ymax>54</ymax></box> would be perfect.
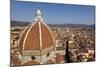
<box><xmin>18</xmin><ymin>9</ymin><xmax>55</xmax><ymax>56</ymax></box>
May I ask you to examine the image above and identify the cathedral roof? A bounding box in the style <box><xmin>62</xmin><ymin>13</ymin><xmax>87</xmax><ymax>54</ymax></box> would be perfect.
<box><xmin>18</xmin><ymin>9</ymin><xmax>55</xmax><ymax>56</ymax></box>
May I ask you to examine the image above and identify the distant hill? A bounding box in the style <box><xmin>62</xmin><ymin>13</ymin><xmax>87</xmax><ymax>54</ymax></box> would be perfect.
<box><xmin>11</xmin><ymin>21</ymin><xmax>95</xmax><ymax>29</ymax></box>
<box><xmin>11</xmin><ymin>21</ymin><xmax>31</xmax><ymax>26</ymax></box>
<box><xmin>49</xmin><ymin>24</ymin><xmax>95</xmax><ymax>29</ymax></box>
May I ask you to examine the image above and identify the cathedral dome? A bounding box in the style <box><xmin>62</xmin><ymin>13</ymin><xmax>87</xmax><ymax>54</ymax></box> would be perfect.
<box><xmin>18</xmin><ymin>9</ymin><xmax>55</xmax><ymax>56</ymax></box>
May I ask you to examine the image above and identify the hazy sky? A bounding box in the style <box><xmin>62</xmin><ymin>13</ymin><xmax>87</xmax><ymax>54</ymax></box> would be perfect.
<box><xmin>11</xmin><ymin>0</ymin><xmax>95</xmax><ymax>25</ymax></box>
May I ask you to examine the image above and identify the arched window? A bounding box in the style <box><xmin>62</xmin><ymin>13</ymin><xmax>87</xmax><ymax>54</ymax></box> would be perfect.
<box><xmin>47</xmin><ymin>53</ymin><xmax>50</xmax><ymax>57</ymax></box>
<box><xmin>31</xmin><ymin>56</ymin><xmax>35</xmax><ymax>60</ymax></box>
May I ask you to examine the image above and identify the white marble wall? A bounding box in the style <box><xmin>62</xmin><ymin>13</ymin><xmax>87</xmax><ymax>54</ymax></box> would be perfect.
<box><xmin>21</xmin><ymin>51</ymin><xmax>56</xmax><ymax>64</ymax></box>
<box><xmin>21</xmin><ymin>56</ymin><xmax>31</xmax><ymax>64</ymax></box>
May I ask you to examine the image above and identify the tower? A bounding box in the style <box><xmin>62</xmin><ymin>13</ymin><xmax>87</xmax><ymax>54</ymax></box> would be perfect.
<box><xmin>65</xmin><ymin>40</ymin><xmax>71</xmax><ymax>63</ymax></box>
<box><xmin>18</xmin><ymin>9</ymin><xmax>56</xmax><ymax>65</ymax></box>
